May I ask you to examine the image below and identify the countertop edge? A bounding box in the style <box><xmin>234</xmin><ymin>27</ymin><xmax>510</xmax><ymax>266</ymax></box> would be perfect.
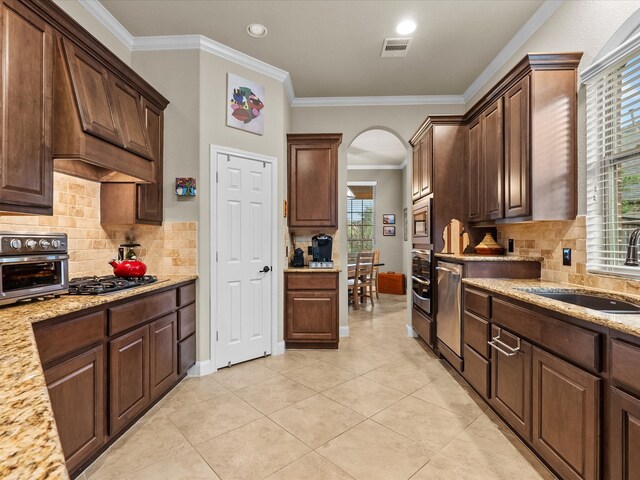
<box><xmin>435</xmin><ymin>253</ymin><xmax>544</xmax><ymax>262</ymax></box>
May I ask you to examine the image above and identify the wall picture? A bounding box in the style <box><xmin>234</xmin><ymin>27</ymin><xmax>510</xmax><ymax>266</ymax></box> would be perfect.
<box><xmin>383</xmin><ymin>214</ymin><xmax>395</xmax><ymax>225</ymax></box>
<box><xmin>227</xmin><ymin>73</ymin><xmax>265</xmax><ymax>135</ymax></box>
<box><xmin>176</xmin><ymin>177</ymin><xmax>196</xmax><ymax>196</ymax></box>
<box><xmin>383</xmin><ymin>226</ymin><xmax>396</xmax><ymax>236</ymax></box>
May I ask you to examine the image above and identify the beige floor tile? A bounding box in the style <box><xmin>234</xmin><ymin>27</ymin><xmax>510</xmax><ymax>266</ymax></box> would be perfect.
<box><xmin>323</xmin><ymin>377</ymin><xmax>405</xmax><ymax>417</ymax></box>
<box><xmin>170</xmin><ymin>392</ymin><xmax>263</xmax><ymax>445</ymax></box>
<box><xmin>372</xmin><ymin>396</ymin><xmax>473</xmax><ymax>452</ymax></box>
<box><xmin>317</xmin><ymin>420</ymin><xmax>431</xmax><ymax>480</ymax></box>
<box><xmin>321</xmin><ymin>350</ymin><xmax>396</xmax><ymax>375</ymax></box>
<box><xmin>364</xmin><ymin>358</ymin><xmax>446</xmax><ymax>394</ymax></box>
<box><xmin>85</xmin><ymin>416</ymin><xmax>192</xmax><ymax>480</ymax></box>
<box><xmin>411</xmin><ymin>372</ymin><xmax>487</xmax><ymax>420</ymax></box>
<box><xmin>211</xmin><ymin>362</ymin><xmax>282</xmax><ymax>391</ymax></box>
<box><xmin>411</xmin><ymin>413</ymin><xmax>555</xmax><ymax>480</ymax></box>
<box><xmin>266</xmin><ymin>452</ymin><xmax>355</xmax><ymax>480</ymax></box>
<box><xmin>116</xmin><ymin>445</ymin><xmax>220</xmax><ymax>480</ymax></box>
<box><xmin>159</xmin><ymin>376</ymin><xmax>230</xmax><ymax>414</ymax></box>
<box><xmin>234</xmin><ymin>375</ymin><xmax>316</xmax><ymax>414</ymax></box>
<box><xmin>269</xmin><ymin>394</ymin><xmax>365</xmax><ymax>448</ymax></box>
<box><xmin>258</xmin><ymin>350</ymin><xmax>320</xmax><ymax>373</ymax></box>
<box><xmin>283</xmin><ymin>361</ymin><xmax>357</xmax><ymax>391</ymax></box>
<box><xmin>196</xmin><ymin>417</ymin><xmax>311</xmax><ymax>480</ymax></box>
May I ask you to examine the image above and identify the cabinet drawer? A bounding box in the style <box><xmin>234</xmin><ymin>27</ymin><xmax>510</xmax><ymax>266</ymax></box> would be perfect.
<box><xmin>492</xmin><ymin>298</ymin><xmax>601</xmax><ymax>372</ymax></box>
<box><xmin>286</xmin><ymin>273</ymin><xmax>337</xmax><ymax>290</ymax></box>
<box><xmin>35</xmin><ymin>311</ymin><xmax>105</xmax><ymax>365</ymax></box>
<box><xmin>464</xmin><ymin>288</ymin><xmax>491</xmax><ymax>318</ymax></box>
<box><xmin>412</xmin><ymin>306</ymin><xmax>434</xmax><ymax>348</ymax></box>
<box><xmin>178</xmin><ymin>303</ymin><xmax>196</xmax><ymax>341</ymax></box>
<box><xmin>611</xmin><ymin>339</ymin><xmax>640</xmax><ymax>396</ymax></box>
<box><xmin>464</xmin><ymin>312</ymin><xmax>490</xmax><ymax>359</ymax></box>
<box><xmin>464</xmin><ymin>344</ymin><xmax>490</xmax><ymax>399</ymax></box>
<box><xmin>178</xmin><ymin>283</ymin><xmax>195</xmax><ymax>306</ymax></box>
<box><xmin>109</xmin><ymin>289</ymin><xmax>176</xmax><ymax>336</ymax></box>
<box><xmin>178</xmin><ymin>334</ymin><xmax>196</xmax><ymax>375</ymax></box>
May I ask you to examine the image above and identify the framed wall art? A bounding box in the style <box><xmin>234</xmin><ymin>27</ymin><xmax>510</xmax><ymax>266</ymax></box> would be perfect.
<box><xmin>383</xmin><ymin>213</ymin><xmax>395</xmax><ymax>225</ymax></box>
<box><xmin>383</xmin><ymin>226</ymin><xmax>396</xmax><ymax>236</ymax></box>
<box><xmin>227</xmin><ymin>73</ymin><xmax>265</xmax><ymax>135</ymax></box>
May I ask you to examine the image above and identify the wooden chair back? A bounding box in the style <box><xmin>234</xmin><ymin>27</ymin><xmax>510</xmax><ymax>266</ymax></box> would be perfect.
<box><xmin>355</xmin><ymin>251</ymin><xmax>374</xmax><ymax>286</ymax></box>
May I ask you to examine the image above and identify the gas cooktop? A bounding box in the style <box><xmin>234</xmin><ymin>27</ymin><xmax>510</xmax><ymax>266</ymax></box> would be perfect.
<box><xmin>68</xmin><ymin>275</ymin><xmax>157</xmax><ymax>295</ymax></box>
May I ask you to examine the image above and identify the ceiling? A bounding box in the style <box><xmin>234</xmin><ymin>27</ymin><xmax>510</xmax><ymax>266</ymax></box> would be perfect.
<box><xmin>98</xmin><ymin>0</ymin><xmax>546</xmax><ymax>98</ymax></box>
<box><xmin>347</xmin><ymin>129</ymin><xmax>407</xmax><ymax>167</ymax></box>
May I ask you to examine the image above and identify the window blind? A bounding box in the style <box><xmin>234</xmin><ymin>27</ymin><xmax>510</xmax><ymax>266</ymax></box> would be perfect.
<box><xmin>347</xmin><ymin>186</ymin><xmax>375</xmax><ymax>253</ymax></box>
<box><xmin>586</xmin><ymin>49</ymin><xmax>640</xmax><ymax>278</ymax></box>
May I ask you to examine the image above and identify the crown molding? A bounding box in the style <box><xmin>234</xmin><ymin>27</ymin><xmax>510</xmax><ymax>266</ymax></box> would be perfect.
<box><xmin>347</xmin><ymin>163</ymin><xmax>405</xmax><ymax>170</ymax></box>
<box><xmin>581</xmin><ymin>29</ymin><xmax>640</xmax><ymax>84</ymax></box>
<box><xmin>78</xmin><ymin>0</ymin><xmax>134</xmax><ymax>48</ymax></box>
<box><xmin>462</xmin><ymin>0</ymin><xmax>564</xmax><ymax>104</ymax></box>
<box><xmin>292</xmin><ymin>95</ymin><xmax>464</xmax><ymax>107</ymax></box>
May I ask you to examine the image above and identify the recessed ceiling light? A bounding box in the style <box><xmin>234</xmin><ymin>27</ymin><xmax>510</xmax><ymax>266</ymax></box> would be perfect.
<box><xmin>396</xmin><ymin>20</ymin><xmax>416</xmax><ymax>35</ymax></box>
<box><xmin>247</xmin><ymin>23</ymin><xmax>268</xmax><ymax>38</ymax></box>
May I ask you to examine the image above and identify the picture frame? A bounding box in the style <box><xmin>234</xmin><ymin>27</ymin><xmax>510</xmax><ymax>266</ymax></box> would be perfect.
<box><xmin>383</xmin><ymin>226</ymin><xmax>396</xmax><ymax>236</ymax></box>
<box><xmin>383</xmin><ymin>214</ymin><xmax>395</xmax><ymax>225</ymax></box>
<box><xmin>226</xmin><ymin>73</ymin><xmax>265</xmax><ymax>135</ymax></box>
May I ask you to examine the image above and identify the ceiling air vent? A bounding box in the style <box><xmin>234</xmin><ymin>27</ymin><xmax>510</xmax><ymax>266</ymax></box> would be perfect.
<box><xmin>381</xmin><ymin>38</ymin><xmax>412</xmax><ymax>58</ymax></box>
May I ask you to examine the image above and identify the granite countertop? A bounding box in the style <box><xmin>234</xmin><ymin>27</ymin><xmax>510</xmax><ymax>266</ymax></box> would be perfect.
<box><xmin>0</xmin><ymin>275</ymin><xmax>197</xmax><ymax>480</ymax></box>
<box><xmin>435</xmin><ymin>253</ymin><xmax>544</xmax><ymax>262</ymax></box>
<box><xmin>284</xmin><ymin>266</ymin><xmax>342</xmax><ymax>273</ymax></box>
<box><xmin>462</xmin><ymin>278</ymin><xmax>640</xmax><ymax>337</ymax></box>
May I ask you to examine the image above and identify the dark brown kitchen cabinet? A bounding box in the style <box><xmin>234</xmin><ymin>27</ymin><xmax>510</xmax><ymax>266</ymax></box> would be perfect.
<box><xmin>412</xmin><ymin>143</ymin><xmax>421</xmax><ymax>201</ymax></box>
<box><xmin>532</xmin><ymin>347</ymin><xmax>600</xmax><ymax>480</ymax></box>
<box><xmin>490</xmin><ymin>326</ymin><xmax>532</xmax><ymax>441</ymax></box>
<box><xmin>109</xmin><ymin>324</ymin><xmax>150</xmax><ymax>435</ymax></box>
<box><xmin>482</xmin><ymin>99</ymin><xmax>504</xmax><ymax>220</ymax></box>
<box><xmin>44</xmin><ymin>346</ymin><xmax>104</xmax><ymax>473</ymax></box>
<box><xmin>467</xmin><ymin>118</ymin><xmax>482</xmax><ymax>223</ymax></box>
<box><xmin>420</xmin><ymin>129</ymin><xmax>433</xmax><ymax>197</ymax></box>
<box><xmin>285</xmin><ymin>272</ymin><xmax>338</xmax><ymax>348</ymax></box>
<box><xmin>110</xmin><ymin>76</ymin><xmax>152</xmax><ymax>160</ymax></box>
<box><xmin>149</xmin><ymin>313</ymin><xmax>178</xmax><ymax>401</ymax></box>
<box><xmin>610</xmin><ymin>388</ymin><xmax>640</xmax><ymax>480</ymax></box>
<box><xmin>287</xmin><ymin>133</ymin><xmax>341</xmax><ymax>229</ymax></box>
<box><xmin>0</xmin><ymin>0</ymin><xmax>53</xmax><ymax>215</ymax></box>
<box><xmin>136</xmin><ymin>99</ymin><xmax>164</xmax><ymax>224</ymax></box>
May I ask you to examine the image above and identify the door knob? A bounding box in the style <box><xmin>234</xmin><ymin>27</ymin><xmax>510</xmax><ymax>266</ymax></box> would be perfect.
<box><xmin>259</xmin><ymin>266</ymin><xmax>271</xmax><ymax>273</ymax></box>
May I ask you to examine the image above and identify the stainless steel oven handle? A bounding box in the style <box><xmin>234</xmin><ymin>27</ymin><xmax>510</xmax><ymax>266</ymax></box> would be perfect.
<box><xmin>435</xmin><ymin>266</ymin><xmax>461</xmax><ymax>276</ymax></box>
<box><xmin>0</xmin><ymin>254</ymin><xmax>69</xmax><ymax>264</ymax></box>
<box><xmin>411</xmin><ymin>276</ymin><xmax>430</xmax><ymax>286</ymax></box>
<box><xmin>411</xmin><ymin>249</ymin><xmax>431</xmax><ymax>255</ymax></box>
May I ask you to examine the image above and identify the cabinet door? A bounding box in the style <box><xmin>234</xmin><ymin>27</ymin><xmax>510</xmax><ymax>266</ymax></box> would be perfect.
<box><xmin>490</xmin><ymin>326</ymin><xmax>532</xmax><ymax>440</ymax></box>
<box><xmin>109</xmin><ymin>325</ymin><xmax>150</xmax><ymax>435</ymax></box>
<box><xmin>482</xmin><ymin>98</ymin><xmax>504</xmax><ymax>220</ymax></box>
<box><xmin>467</xmin><ymin>118</ymin><xmax>483</xmax><ymax>222</ymax></box>
<box><xmin>412</xmin><ymin>144</ymin><xmax>421</xmax><ymax>201</ymax></box>
<box><xmin>149</xmin><ymin>313</ymin><xmax>178</xmax><ymax>401</ymax></box>
<box><xmin>610</xmin><ymin>388</ymin><xmax>640</xmax><ymax>480</ymax></box>
<box><xmin>504</xmin><ymin>75</ymin><xmax>531</xmax><ymax>218</ymax></box>
<box><xmin>532</xmin><ymin>347</ymin><xmax>600</xmax><ymax>480</ymax></box>
<box><xmin>44</xmin><ymin>346</ymin><xmax>104</xmax><ymax>472</ymax></box>
<box><xmin>110</xmin><ymin>76</ymin><xmax>152</xmax><ymax>160</ymax></box>
<box><xmin>0</xmin><ymin>0</ymin><xmax>53</xmax><ymax>211</ymax></box>
<box><xmin>420</xmin><ymin>129</ymin><xmax>433</xmax><ymax>197</ymax></box>
<box><xmin>285</xmin><ymin>291</ymin><xmax>337</xmax><ymax>343</ymax></box>
<box><xmin>61</xmin><ymin>38</ymin><xmax>122</xmax><ymax>146</ymax></box>
<box><xmin>288</xmin><ymin>140</ymin><xmax>338</xmax><ymax>228</ymax></box>
<box><xmin>136</xmin><ymin>99</ymin><xmax>164</xmax><ymax>224</ymax></box>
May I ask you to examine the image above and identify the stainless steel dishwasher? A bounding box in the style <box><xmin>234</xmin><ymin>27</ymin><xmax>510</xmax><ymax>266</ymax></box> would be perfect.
<box><xmin>436</xmin><ymin>261</ymin><xmax>463</xmax><ymax>356</ymax></box>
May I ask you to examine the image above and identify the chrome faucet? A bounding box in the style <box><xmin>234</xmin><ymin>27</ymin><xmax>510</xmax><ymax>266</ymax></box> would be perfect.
<box><xmin>625</xmin><ymin>228</ymin><xmax>640</xmax><ymax>266</ymax></box>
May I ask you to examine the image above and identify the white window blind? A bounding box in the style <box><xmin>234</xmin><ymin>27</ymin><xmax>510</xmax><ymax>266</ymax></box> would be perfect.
<box><xmin>586</xmin><ymin>48</ymin><xmax>640</xmax><ymax>278</ymax></box>
<box><xmin>347</xmin><ymin>185</ymin><xmax>375</xmax><ymax>253</ymax></box>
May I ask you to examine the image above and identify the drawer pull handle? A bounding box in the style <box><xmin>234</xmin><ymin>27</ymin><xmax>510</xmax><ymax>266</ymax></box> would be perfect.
<box><xmin>487</xmin><ymin>328</ymin><xmax>521</xmax><ymax>357</ymax></box>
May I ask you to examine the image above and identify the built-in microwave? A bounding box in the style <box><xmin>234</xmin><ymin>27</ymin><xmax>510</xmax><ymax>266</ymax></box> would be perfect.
<box><xmin>412</xmin><ymin>195</ymin><xmax>432</xmax><ymax>244</ymax></box>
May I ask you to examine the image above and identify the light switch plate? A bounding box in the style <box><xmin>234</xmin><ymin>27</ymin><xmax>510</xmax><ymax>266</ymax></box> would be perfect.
<box><xmin>562</xmin><ymin>248</ymin><xmax>571</xmax><ymax>266</ymax></box>
<box><xmin>508</xmin><ymin>239</ymin><xmax>514</xmax><ymax>253</ymax></box>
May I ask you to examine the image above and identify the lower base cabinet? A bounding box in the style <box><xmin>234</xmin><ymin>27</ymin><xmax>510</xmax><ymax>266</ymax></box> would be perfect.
<box><xmin>150</xmin><ymin>313</ymin><xmax>178</xmax><ymax>401</ymax></box>
<box><xmin>44</xmin><ymin>346</ymin><xmax>104</xmax><ymax>473</ymax></box>
<box><xmin>609</xmin><ymin>388</ymin><xmax>640</xmax><ymax>480</ymax></box>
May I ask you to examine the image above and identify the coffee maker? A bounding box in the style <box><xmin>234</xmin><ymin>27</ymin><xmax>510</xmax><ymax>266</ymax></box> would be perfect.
<box><xmin>310</xmin><ymin>233</ymin><xmax>333</xmax><ymax>268</ymax></box>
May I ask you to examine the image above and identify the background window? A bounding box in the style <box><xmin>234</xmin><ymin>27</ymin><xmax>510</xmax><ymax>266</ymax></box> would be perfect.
<box><xmin>586</xmin><ymin>49</ymin><xmax>640</xmax><ymax>277</ymax></box>
<box><xmin>347</xmin><ymin>185</ymin><xmax>375</xmax><ymax>253</ymax></box>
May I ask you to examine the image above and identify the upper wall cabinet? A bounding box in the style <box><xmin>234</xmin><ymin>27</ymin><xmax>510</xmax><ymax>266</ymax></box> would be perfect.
<box><xmin>466</xmin><ymin>53</ymin><xmax>582</xmax><ymax>224</ymax></box>
<box><xmin>411</xmin><ymin>127</ymin><xmax>433</xmax><ymax>202</ymax></box>
<box><xmin>287</xmin><ymin>133</ymin><xmax>342</xmax><ymax>230</ymax></box>
<box><xmin>0</xmin><ymin>0</ymin><xmax>54</xmax><ymax>215</ymax></box>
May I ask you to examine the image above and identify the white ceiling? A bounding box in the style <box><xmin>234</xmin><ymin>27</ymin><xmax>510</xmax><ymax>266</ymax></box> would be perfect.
<box><xmin>97</xmin><ymin>0</ymin><xmax>546</xmax><ymax>98</ymax></box>
<box><xmin>347</xmin><ymin>129</ymin><xmax>407</xmax><ymax>168</ymax></box>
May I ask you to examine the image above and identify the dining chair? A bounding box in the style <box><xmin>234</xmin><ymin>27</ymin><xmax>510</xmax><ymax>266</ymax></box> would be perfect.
<box><xmin>347</xmin><ymin>251</ymin><xmax>374</xmax><ymax>310</ymax></box>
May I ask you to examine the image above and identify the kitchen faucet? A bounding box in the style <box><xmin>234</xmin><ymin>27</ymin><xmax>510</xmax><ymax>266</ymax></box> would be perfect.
<box><xmin>625</xmin><ymin>227</ymin><xmax>640</xmax><ymax>266</ymax></box>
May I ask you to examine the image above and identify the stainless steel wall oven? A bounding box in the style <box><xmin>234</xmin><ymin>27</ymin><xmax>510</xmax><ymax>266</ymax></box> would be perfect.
<box><xmin>411</xmin><ymin>248</ymin><xmax>432</xmax><ymax>315</ymax></box>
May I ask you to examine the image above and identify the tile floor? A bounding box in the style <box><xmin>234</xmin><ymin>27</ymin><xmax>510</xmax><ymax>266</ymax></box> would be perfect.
<box><xmin>81</xmin><ymin>294</ymin><xmax>556</xmax><ymax>480</ymax></box>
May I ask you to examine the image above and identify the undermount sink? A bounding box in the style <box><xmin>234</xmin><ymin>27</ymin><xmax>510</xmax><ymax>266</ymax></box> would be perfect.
<box><xmin>529</xmin><ymin>291</ymin><xmax>640</xmax><ymax>314</ymax></box>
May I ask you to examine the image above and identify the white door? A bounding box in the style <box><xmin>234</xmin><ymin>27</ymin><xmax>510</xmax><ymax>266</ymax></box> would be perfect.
<box><xmin>216</xmin><ymin>153</ymin><xmax>273</xmax><ymax>368</ymax></box>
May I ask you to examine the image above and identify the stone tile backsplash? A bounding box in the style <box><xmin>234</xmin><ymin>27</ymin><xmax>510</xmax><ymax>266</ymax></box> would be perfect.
<box><xmin>496</xmin><ymin>215</ymin><xmax>640</xmax><ymax>295</ymax></box>
<box><xmin>0</xmin><ymin>173</ymin><xmax>196</xmax><ymax>278</ymax></box>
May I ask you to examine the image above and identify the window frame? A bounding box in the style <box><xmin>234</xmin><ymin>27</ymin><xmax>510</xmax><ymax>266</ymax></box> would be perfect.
<box><xmin>346</xmin><ymin>182</ymin><xmax>376</xmax><ymax>254</ymax></box>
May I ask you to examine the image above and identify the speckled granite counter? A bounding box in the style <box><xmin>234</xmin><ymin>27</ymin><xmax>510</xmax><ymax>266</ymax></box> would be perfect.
<box><xmin>435</xmin><ymin>253</ymin><xmax>544</xmax><ymax>262</ymax></box>
<box><xmin>463</xmin><ymin>278</ymin><xmax>640</xmax><ymax>337</ymax></box>
<box><xmin>0</xmin><ymin>275</ymin><xmax>197</xmax><ymax>480</ymax></box>
<box><xmin>284</xmin><ymin>267</ymin><xmax>342</xmax><ymax>273</ymax></box>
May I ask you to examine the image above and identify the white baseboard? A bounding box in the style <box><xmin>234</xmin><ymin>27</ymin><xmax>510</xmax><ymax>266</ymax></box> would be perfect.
<box><xmin>273</xmin><ymin>341</ymin><xmax>286</xmax><ymax>356</ymax></box>
<box><xmin>406</xmin><ymin>324</ymin><xmax>418</xmax><ymax>338</ymax></box>
<box><xmin>339</xmin><ymin>325</ymin><xmax>350</xmax><ymax>337</ymax></box>
<box><xmin>188</xmin><ymin>360</ymin><xmax>216</xmax><ymax>377</ymax></box>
